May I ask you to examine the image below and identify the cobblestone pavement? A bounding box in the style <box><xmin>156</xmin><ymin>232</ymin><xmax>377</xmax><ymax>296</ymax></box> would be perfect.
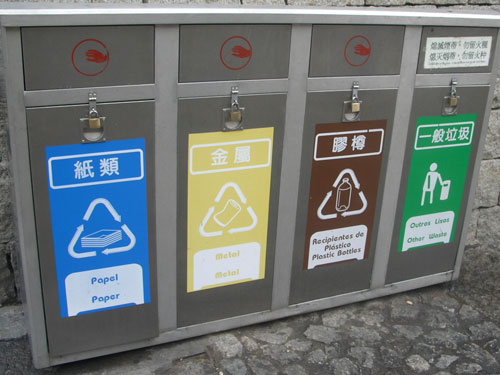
<box><xmin>1</xmin><ymin>245</ymin><xmax>499</xmax><ymax>375</ymax></box>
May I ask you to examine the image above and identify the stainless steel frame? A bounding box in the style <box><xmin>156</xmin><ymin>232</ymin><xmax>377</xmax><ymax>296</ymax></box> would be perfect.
<box><xmin>2</xmin><ymin>5</ymin><xmax>500</xmax><ymax>368</ymax></box>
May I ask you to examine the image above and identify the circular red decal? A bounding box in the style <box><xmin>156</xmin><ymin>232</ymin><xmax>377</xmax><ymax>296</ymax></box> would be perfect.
<box><xmin>344</xmin><ymin>35</ymin><xmax>371</xmax><ymax>67</ymax></box>
<box><xmin>220</xmin><ymin>36</ymin><xmax>252</xmax><ymax>71</ymax></box>
<box><xmin>71</xmin><ymin>39</ymin><xmax>110</xmax><ymax>77</ymax></box>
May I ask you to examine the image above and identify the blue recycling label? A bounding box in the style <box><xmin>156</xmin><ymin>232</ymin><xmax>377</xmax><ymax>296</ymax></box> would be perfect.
<box><xmin>46</xmin><ymin>138</ymin><xmax>151</xmax><ymax>318</ymax></box>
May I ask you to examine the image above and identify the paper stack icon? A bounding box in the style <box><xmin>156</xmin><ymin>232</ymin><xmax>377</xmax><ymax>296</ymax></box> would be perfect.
<box><xmin>81</xmin><ymin>229</ymin><xmax>122</xmax><ymax>248</ymax></box>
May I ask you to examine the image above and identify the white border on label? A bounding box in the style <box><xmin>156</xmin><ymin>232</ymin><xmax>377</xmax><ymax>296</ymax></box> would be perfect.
<box><xmin>414</xmin><ymin>121</ymin><xmax>474</xmax><ymax>150</ymax></box>
<box><xmin>190</xmin><ymin>138</ymin><xmax>272</xmax><ymax>175</ymax></box>
<box><xmin>314</xmin><ymin>128</ymin><xmax>384</xmax><ymax>161</ymax></box>
<box><xmin>48</xmin><ymin>149</ymin><xmax>144</xmax><ymax>190</ymax></box>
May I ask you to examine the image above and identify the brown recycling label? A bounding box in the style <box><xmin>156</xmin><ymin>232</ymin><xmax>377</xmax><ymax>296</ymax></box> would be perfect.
<box><xmin>304</xmin><ymin>120</ymin><xmax>386</xmax><ymax>269</ymax></box>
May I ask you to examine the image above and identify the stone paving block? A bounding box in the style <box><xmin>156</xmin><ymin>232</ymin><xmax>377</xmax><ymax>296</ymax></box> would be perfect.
<box><xmin>262</xmin><ymin>344</ymin><xmax>301</xmax><ymax>365</ymax></box>
<box><xmin>435</xmin><ymin>354</ymin><xmax>459</xmax><ymax>369</ymax></box>
<box><xmin>307</xmin><ymin>348</ymin><xmax>327</xmax><ymax>365</ymax></box>
<box><xmin>220</xmin><ymin>358</ymin><xmax>247</xmax><ymax>375</ymax></box>
<box><xmin>348</xmin><ymin>346</ymin><xmax>376</xmax><ymax>369</ymax></box>
<box><xmin>252</xmin><ymin>322</ymin><xmax>294</xmax><ymax>345</ymax></box>
<box><xmin>329</xmin><ymin>357</ymin><xmax>359</xmax><ymax>375</ymax></box>
<box><xmin>283</xmin><ymin>364</ymin><xmax>307</xmax><ymax>375</ymax></box>
<box><xmin>284</xmin><ymin>338</ymin><xmax>312</xmax><ymax>352</ymax></box>
<box><xmin>460</xmin><ymin>342</ymin><xmax>500</xmax><ymax>372</ymax></box>
<box><xmin>247</xmin><ymin>357</ymin><xmax>278</xmax><ymax>375</ymax></box>
<box><xmin>405</xmin><ymin>354</ymin><xmax>430</xmax><ymax>372</ymax></box>
<box><xmin>304</xmin><ymin>325</ymin><xmax>341</xmax><ymax>345</ymax></box>
<box><xmin>424</xmin><ymin>329</ymin><xmax>469</xmax><ymax>349</ymax></box>
<box><xmin>469</xmin><ymin>321</ymin><xmax>500</xmax><ymax>341</ymax></box>
<box><xmin>208</xmin><ymin>333</ymin><xmax>243</xmax><ymax>359</ymax></box>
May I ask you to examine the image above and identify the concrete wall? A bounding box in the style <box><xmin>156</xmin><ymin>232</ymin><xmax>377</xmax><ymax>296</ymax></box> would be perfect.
<box><xmin>0</xmin><ymin>0</ymin><xmax>498</xmax><ymax>305</ymax></box>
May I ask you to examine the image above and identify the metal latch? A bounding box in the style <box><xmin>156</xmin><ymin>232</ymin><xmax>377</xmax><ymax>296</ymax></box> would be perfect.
<box><xmin>442</xmin><ymin>78</ymin><xmax>460</xmax><ymax>116</ymax></box>
<box><xmin>449</xmin><ymin>78</ymin><xmax>458</xmax><ymax>107</ymax></box>
<box><xmin>351</xmin><ymin>82</ymin><xmax>361</xmax><ymax>113</ymax></box>
<box><xmin>87</xmin><ymin>92</ymin><xmax>101</xmax><ymax>129</ymax></box>
<box><xmin>343</xmin><ymin>81</ymin><xmax>362</xmax><ymax>122</ymax></box>
<box><xmin>80</xmin><ymin>92</ymin><xmax>106</xmax><ymax>142</ymax></box>
<box><xmin>222</xmin><ymin>86</ymin><xmax>245</xmax><ymax>131</ymax></box>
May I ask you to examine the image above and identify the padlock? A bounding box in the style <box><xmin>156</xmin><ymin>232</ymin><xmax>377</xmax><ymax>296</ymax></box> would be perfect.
<box><xmin>88</xmin><ymin>117</ymin><xmax>101</xmax><ymax>129</ymax></box>
<box><xmin>351</xmin><ymin>101</ymin><xmax>361</xmax><ymax>113</ymax></box>
<box><xmin>449</xmin><ymin>96</ymin><xmax>458</xmax><ymax>107</ymax></box>
<box><xmin>230</xmin><ymin>110</ymin><xmax>242</xmax><ymax>122</ymax></box>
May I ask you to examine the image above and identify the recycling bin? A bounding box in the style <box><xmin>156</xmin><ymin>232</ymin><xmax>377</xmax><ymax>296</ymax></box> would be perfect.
<box><xmin>21</xmin><ymin>26</ymin><xmax>158</xmax><ymax>356</ymax></box>
<box><xmin>289</xmin><ymin>25</ymin><xmax>404</xmax><ymax>304</ymax></box>
<box><xmin>387</xmin><ymin>26</ymin><xmax>498</xmax><ymax>284</ymax></box>
<box><xmin>177</xmin><ymin>24</ymin><xmax>290</xmax><ymax>326</ymax></box>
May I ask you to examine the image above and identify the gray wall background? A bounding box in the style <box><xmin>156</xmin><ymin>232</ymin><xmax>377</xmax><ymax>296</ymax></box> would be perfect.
<box><xmin>0</xmin><ymin>0</ymin><xmax>499</xmax><ymax>305</ymax></box>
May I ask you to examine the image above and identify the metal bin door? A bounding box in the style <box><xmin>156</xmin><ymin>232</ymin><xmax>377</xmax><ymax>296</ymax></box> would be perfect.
<box><xmin>27</xmin><ymin>101</ymin><xmax>158</xmax><ymax>356</ymax></box>
<box><xmin>177</xmin><ymin>93</ymin><xmax>286</xmax><ymax>326</ymax></box>
<box><xmin>289</xmin><ymin>88</ymin><xmax>396</xmax><ymax>305</ymax></box>
<box><xmin>386</xmin><ymin>85</ymin><xmax>489</xmax><ymax>284</ymax></box>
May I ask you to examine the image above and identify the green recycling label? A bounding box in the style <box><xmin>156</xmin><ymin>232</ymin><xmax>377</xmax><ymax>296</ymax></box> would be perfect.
<box><xmin>398</xmin><ymin>113</ymin><xmax>476</xmax><ymax>252</ymax></box>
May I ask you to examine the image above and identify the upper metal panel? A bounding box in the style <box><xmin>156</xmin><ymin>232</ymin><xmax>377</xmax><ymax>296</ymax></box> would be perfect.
<box><xmin>22</xmin><ymin>26</ymin><xmax>154</xmax><ymax>90</ymax></box>
<box><xmin>179</xmin><ymin>24</ymin><xmax>291</xmax><ymax>82</ymax></box>
<box><xmin>417</xmin><ymin>26</ymin><xmax>498</xmax><ymax>74</ymax></box>
<box><xmin>309</xmin><ymin>25</ymin><xmax>405</xmax><ymax>77</ymax></box>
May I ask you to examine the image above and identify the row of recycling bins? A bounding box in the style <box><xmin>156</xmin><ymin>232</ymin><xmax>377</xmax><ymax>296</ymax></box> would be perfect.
<box><xmin>2</xmin><ymin>11</ymin><xmax>499</xmax><ymax>367</ymax></box>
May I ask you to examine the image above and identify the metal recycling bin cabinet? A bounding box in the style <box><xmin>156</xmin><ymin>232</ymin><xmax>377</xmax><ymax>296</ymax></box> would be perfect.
<box><xmin>386</xmin><ymin>26</ymin><xmax>499</xmax><ymax>284</ymax></box>
<box><xmin>1</xmin><ymin>6</ymin><xmax>500</xmax><ymax>368</ymax></box>
<box><xmin>177</xmin><ymin>24</ymin><xmax>290</xmax><ymax>326</ymax></box>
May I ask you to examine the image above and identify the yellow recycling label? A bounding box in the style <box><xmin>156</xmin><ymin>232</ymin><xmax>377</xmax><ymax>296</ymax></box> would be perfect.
<box><xmin>187</xmin><ymin>127</ymin><xmax>274</xmax><ymax>292</ymax></box>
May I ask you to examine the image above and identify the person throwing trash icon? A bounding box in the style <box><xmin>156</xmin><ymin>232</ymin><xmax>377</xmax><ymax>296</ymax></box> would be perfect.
<box><xmin>421</xmin><ymin>162</ymin><xmax>446</xmax><ymax>206</ymax></box>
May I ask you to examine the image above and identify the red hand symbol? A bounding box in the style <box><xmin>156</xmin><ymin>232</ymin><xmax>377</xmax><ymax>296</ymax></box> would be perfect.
<box><xmin>353</xmin><ymin>44</ymin><xmax>370</xmax><ymax>56</ymax></box>
<box><xmin>232</xmin><ymin>45</ymin><xmax>252</xmax><ymax>59</ymax></box>
<box><xmin>86</xmin><ymin>49</ymin><xmax>109</xmax><ymax>63</ymax></box>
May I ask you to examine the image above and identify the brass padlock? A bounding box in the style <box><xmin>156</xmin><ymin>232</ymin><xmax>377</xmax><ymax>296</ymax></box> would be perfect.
<box><xmin>351</xmin><ymin>101</ymin><xmax>361</xmax><ymax>113</ymax></box>
<box><xmin>230</xmin><ymin>110</ymin><xmax>242</xmax><ymax>122</ymax></box>
<box><xmin>449</xmin><ymin>96</ymin><xmax>458</xmax><ymax>107</ymax></box>
<box><xmin>88</xmin><ymin>117</ymin><xmax>101</xmax><ymax>129</ymax></box>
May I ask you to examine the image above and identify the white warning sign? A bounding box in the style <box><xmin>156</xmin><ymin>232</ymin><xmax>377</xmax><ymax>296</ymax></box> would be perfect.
<box><xmin>424</xmin><ymin>36</ymin><xmax>492</xmax><ymax>69</ymax></box>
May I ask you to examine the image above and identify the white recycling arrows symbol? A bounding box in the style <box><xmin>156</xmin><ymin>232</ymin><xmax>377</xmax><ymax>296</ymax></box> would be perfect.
<box><xmin>317</xmin><ymin>168</ymin><xmax>368</xmax><ymax>220</ymax></box>
<box><xmin>199</xmin><ymin>182</ymin><xmax>258</xmax><ymax>237</ymax></box>
<box><xmin>67</xmin><ymin>198</ymin><xmax>136</xmax><ymax>259</ymax></box>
